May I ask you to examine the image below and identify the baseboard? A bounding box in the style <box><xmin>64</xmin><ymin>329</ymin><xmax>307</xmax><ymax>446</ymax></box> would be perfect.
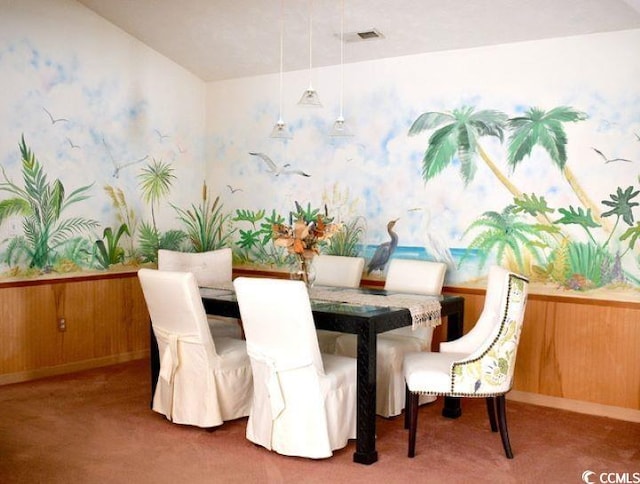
<box><xmin>0</xmin><ymin>350</ymin><xmax>150</xmax><ymax>386</ymax></box>
<box><xmin>507</xmin><ymin>390</ymin><xmax>640</xmax><ymax>423</ymax></box>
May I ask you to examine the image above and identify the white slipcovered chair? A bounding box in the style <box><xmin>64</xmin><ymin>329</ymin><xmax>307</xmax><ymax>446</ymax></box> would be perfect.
<box><xmin>334</xmin><ymin>259</ymin><xmax>447</xmax><ymax>417</ymax></box>
<box><xmin>157</xmin><ymin>248</ymin><xmax>243</xmax><ymax>340</ymax></box>
<box><xmin>138</xmin><ymin>268</ymin><xmax>252</xmax><ymax>428</ymax></box>
<box><xmin>233</xmin><ymin>277</ymin><xmax>357</xmax><ymax>459</ymax></box>
<box><xmin>313</xmin><ymin>254</ymin><xmax>365</xmax><ymax>354</ymax></box>
<box><xmin>404</xmin><ymin>266</ymin><xmax>529</xmax><ymax>458</ymax></box>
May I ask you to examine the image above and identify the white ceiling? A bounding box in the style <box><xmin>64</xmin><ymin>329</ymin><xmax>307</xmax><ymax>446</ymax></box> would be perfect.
<box><xmin>76</xmin><ymin>0</ymin><xmax>640</xmax><ymax>82</ymax></box>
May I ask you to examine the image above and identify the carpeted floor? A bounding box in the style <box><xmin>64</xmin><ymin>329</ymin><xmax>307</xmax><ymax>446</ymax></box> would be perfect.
<box><xmin>0</xmin><ymin>359</ymin><xmax>638</xmax><ymax>484</ymax></box>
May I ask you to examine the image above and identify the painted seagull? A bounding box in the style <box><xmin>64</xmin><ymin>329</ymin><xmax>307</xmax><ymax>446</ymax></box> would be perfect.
<box><xmin>592</xmin><ymin>147</ymin><xmax>634</xmax><ymax>164</ymax></box>
<box><xmin>249</xmin><ymin>152</ymin><xmax>310</xmax><ymax>177</ymax></box>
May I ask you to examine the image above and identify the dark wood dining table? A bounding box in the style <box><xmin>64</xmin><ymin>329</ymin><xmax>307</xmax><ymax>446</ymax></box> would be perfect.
<box><xmin>149</xmin><ymin>286</ymin><xmax>465</xmax><ymax>465</ymax></box>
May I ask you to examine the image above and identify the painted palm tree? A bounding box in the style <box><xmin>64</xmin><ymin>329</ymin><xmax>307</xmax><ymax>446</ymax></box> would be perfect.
<box><xmin>505</xmin><ymin>106</ymin><xmax>603</xmax><ymax>225</ymax></box>
<box><xmin>409</xmin><ymin>106</ymin><xmax>514</xmax><ymax>190</ymax></box>
<box><xmin>408</xmin><ymin>106</ymin><xmax>564</xmax><ymax>235</ymax></box>
<box><xmin>137</xmin><ymin>158</ymin><xmax>175</xmax><ymax>233</ymax></box>
<box><xmin>460</xmin><ymin>205</ymin><xmax>547</xmax><ymax>274</ymax></box>
<box><xmin>137</xmin><ymin>158</ymin><xmax>183</xmax><ymax>262</ymax></box>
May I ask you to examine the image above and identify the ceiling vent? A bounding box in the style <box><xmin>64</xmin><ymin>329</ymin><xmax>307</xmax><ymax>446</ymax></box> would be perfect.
<box><xmin>342</xmin><ymin>28</ymin><xmax>385</xmax><ymax>43</ymax></box>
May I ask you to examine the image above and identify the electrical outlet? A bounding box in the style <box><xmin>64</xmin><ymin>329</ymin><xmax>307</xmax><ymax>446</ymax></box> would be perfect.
<box><xmin>58</xmin><ymin>317</ymin><xmax>66</xmax><ymax>332</ymax></box>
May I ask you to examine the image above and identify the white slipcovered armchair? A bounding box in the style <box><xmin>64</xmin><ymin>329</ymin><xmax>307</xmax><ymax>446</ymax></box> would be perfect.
<box><xmin>313</xmin><ymin>254</ymin><xmax>365</xmax><ymax>354</ymax></box>
<box><xmin>138</xmin><ymin>268</ymin><xmax>252</xmax><ymax>428</ymax></box>
<box><xmin>334</xmin><ymin>258</ymin><xmax>447</xmax><ymax>417</ymax></box>
<box><xmin>403</xmin><ymin>266</ymin><xmax>529</xmax><ymax>458</ymax></box>
<box><xmin>234</xmin><ymin>277</ymin><xmax>357</xmax><ymax>459</ymax></box>
<box><xmin>157</xmin><ymin>248</ymin><xmax>243</xmax><ymax>339</ymax></box>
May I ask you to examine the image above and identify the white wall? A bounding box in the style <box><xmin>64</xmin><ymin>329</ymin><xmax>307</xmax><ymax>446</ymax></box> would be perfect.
<box><xmin>0</xmin><ymin>0</ymin><xmax>206</xmax><ymax>247</ymax></box>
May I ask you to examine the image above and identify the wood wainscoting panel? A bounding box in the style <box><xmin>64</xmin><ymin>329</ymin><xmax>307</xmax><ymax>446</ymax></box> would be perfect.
<box><xmin>446</xmin><ymin>284</ymin><xmax>639</xmax><ymax>413</ymax></box>
<box><xmin>0</xmin><ymin>271</ymin><xmax>150</xmax><ymax>385</ymax></box>
<box><xmin>545</xmin><ymin>302</ymin><xmax>639</xmax><ymax>409</ymax></box>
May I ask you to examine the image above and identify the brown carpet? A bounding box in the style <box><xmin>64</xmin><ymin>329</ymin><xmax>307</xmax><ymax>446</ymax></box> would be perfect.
<box><xmin>0</xmin><ymin>359</ymin><xmax>638</xmax><ymax>484</ymax></box>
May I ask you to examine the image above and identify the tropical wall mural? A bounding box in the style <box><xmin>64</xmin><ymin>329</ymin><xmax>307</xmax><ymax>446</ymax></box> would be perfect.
<box><xmin>1</xmin><ymin>0</ymin><xmax>639</xmax><ymax>302</ymax></box>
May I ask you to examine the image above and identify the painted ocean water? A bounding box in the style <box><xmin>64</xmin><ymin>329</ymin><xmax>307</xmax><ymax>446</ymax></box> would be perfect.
<box><xmin>359</xmin><ymin>245</ymin><xmax>487</xmax><ymax>284</ymax></box>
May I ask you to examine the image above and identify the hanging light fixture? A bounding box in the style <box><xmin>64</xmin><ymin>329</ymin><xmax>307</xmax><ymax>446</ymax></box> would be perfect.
<box><xmin>271</xmin><ymin>0</ymin><xmax>293</xmax><ymax>139</ymax></box>
<box><xmin>329</xmin><ymin>0</ymin><xmax>353</xmax><ymax>137</ymax></box>
<box><xmin>298</xmin><ymin>0</ymin><xmax>322</xmax><ymax>107</ymax></box>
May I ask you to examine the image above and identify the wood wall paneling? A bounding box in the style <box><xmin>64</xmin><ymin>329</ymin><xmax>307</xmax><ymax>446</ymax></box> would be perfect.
<box><xmin>0</xmin><ymin>272</ymin><xmax>149</xmax><ymax>384</ymax></box>
<box><xmin>1</xmin><ymin>269</ymin><xmax>638</xmax><ymax>420</ymax></box>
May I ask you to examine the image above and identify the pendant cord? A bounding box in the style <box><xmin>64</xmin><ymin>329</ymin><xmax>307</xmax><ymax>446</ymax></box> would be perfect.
<box><xmin>278</xmin><ymin>0</ymin><xmax>284</xmax><ymax>121</ymax></box>
<box><xmin>339</xmin><ymin>0</ymin><xmax>344</xmax><ymax>118</ymax></box>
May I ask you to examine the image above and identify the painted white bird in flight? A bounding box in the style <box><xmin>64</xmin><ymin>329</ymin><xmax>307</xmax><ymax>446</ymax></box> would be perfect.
<box><xmin>249</xmin><ymin>152</ymin><xmax>310</xmax><ymax>177</ymax></box>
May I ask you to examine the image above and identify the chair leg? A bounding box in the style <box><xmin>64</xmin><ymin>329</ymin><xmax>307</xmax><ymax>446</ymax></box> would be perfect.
<box><xmin>407</xmin><ymin>391</ymin><xmax>420</xmax><ymax>458</ymax></box>
<box><xmin>404</xmin><ymin>384</ymin><xmax>411</xmax><ymax>430</ymax></box>
<box><xmin>486</xmin><ymin>397</ymin><xmax>498</xmax><ymax>432</ymax></box>
<box><xmin>496</xmin><ymin>395</ymin><xmax>514</xmax><ymax>459</ymax></box>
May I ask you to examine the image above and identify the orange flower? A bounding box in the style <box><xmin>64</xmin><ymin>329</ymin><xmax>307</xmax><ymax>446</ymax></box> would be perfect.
<box><xmin>272</xmin><ymin>214</ymin><xmax>342</xmax><ymax>258</ymax></box>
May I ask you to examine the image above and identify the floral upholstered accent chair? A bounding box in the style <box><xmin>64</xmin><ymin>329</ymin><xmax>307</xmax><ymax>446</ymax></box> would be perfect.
<box><xmin>403</xmin><ymin>266</ymin><xmax>529</xmax><ymax>459</ymax></box>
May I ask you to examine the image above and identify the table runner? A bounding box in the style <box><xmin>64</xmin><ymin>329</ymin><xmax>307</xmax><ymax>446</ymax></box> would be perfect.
<box><xmin>309</xmin><ymin>287</ymin><xmax>441</xmax><ymax>330</ymax></box>
<box><xmin>200</xmin><ymin>282</ymin><xmax>441</xmax><ymax>330</ymax></box>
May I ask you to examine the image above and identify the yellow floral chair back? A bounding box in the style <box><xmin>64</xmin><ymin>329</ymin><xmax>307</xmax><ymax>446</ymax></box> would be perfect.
<box><xmin>451</xmin><ymin>271</ymin><xmax>529</xmax><ymax>396</ymax></box>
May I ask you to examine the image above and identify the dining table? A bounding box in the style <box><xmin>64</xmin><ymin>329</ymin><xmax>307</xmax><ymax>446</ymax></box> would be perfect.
<box><xmin>149</xmin><ymin>284</ymin><xmax>465</xmax><ymax>465</ymax></box>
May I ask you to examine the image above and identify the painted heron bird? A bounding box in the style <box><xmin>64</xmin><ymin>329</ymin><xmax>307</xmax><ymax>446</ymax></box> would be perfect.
<box><xmin>366</xmin><ymin>218</ymin><xmax>399</xmax><ymax>274</ymax></box>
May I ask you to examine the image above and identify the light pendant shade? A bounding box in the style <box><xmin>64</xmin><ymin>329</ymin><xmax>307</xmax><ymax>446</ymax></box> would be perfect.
<box><xmin>329</xmin><ymin>116</ymin><xmax>353</xmax><ymax>137</ymax></box>
<box><xmin>329</xmin><ymin>0</ymin><xmax>353</xmax><ymax>137</ymax></box>
<box><xmin>298</xmin><ymin>0</ymin><xmax>322</xmax><ymax>107</ymax></box>
<box><xmin>271</xmin><ymin>0</ymin><xmax>293</xmax><ymax>139</ymax></box>
<box><xmin>298</xmin><ymin>87</ymin><xmax>321</xmax><ymax>107</ymax></box>
<box><xmin>271</xmin><ymin>118</ymin><xmax>293</xmax><ymax>139</ymax></box>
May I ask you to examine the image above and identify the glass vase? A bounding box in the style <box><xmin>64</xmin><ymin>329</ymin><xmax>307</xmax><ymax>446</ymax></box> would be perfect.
<box><xmin>290</xmin><ymin>254</ymin><xmax>316</xmax><ymax>288</ymax></box>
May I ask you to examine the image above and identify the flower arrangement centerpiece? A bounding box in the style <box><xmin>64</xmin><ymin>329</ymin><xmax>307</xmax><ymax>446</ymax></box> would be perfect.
<box><xmin>272</xmin><ymin>202</ymin><xmax>342</xmax><ymax>286</ymax></box>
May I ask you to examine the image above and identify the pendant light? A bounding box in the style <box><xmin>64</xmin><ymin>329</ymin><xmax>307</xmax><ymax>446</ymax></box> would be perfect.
<box><xmin>298</xmin><ymin>0</ymin><xmax>322</xmax><ymax>107</ymax></box>
<box><xmin>329</xmin><ymin>0</ymin><xmax>353</xmax><ymax>137</ymax></box>
<box><xmin>271</xmin><ymin>0</ymin><xmax>293</xmax><ymax>139</ymax></box>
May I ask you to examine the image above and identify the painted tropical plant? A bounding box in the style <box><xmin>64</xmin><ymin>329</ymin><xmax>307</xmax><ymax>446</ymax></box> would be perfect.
<box><xmin>410</xmin><ymin>104</ymin><xmax>639</xmax><ymax>289</ymax></box>
<box><xmin>326</xmin><ymin>216</ymin><xmax>366</xmax><ymax>257</ymax></box>
<box><xmin>136</xmin><ymin>158</ymin><xmax>184</xmax><ymax>262</ymax></box>
<box><xmin>172</xmin><ymin>181</ymin><xmax>235</xmax><ymax>252</ymax></box>
<box><xmin>459</xmin><ymin>205</ymin><xmax>548</xmax><ymax>272</ymax></box>
<box><xmin>94</xmin><ymin>224</ymin><xmax>130</xmax><ymax>269</ymax></box>
<box><xmin>104</xmin><ymin>185</ymin><xmax>138</xmax><ymax>261</ymax></box>
<box><xmin>0</xmin><ymin>135</ymin><xmax>98</xmax><ymax>271</ymax></box>
<box><xmin>232</xmin><ymin>208</ymin><xmax>288</xmax><ymax>266</ymax></box>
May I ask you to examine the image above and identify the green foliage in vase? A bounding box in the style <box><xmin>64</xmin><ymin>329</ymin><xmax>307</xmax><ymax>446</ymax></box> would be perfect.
<box><xmin>0</xmin><ymin>135</ymin><xmax>99</xmax><ymax>270</ymax></box>
<box><xmin>172</xmin><ymin>182</ymin><xmax>234</xmax><ymax>252</ymax></box>
<box><xmin>94</xmin><ymin>224</ymin><xmax>130</xmax><ymax>269</ymax></box>
<box><xmin>326</xmin><ymin>216</ymin><xmax>366</xmax><ymax>257</ymax></box>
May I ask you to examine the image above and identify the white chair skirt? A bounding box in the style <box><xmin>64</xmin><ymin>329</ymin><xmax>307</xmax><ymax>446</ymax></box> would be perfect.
<box><xmin>246</xmin><ymin>353</ymin><xmax>356</xmax><ymax>459</ymax></box>
<box><xmin>153</xmin><ymin>336</ymin><xmax>252</xmax><ymax>428</ymax></box>
<box><xmin>334</xmin><ymin>331</ymin><xmax>435</xmax><ymax>417</ymax></box>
